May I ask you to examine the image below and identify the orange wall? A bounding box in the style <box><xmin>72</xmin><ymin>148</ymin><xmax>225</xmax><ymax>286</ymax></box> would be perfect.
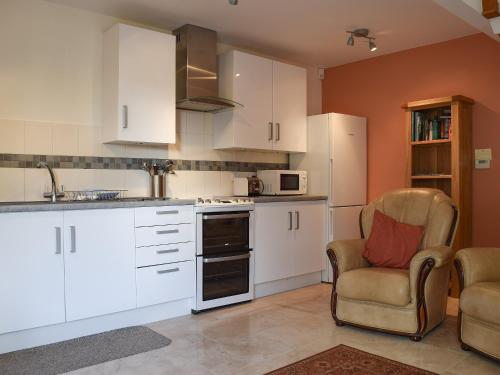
<box><xmin>322</xmin><ymin>33</ymin><xmax>500</xmax><ymax>246</ymax></box>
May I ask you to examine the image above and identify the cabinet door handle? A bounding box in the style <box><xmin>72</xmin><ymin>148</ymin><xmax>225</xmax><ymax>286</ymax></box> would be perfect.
<box><xmin>275</xmin><ymin>122</ymin><xmax>280</xmax><ymax>141</ymax></box>
<box><xmin>295</xmin><ymin>211</ymin><xmax>300</xmax><ymax>230</ymax></box>
<box><xmin>70</xmin><ymin>226</ymin><xmax>76</xmax><ymax>253</ymax></box>
<box><xmin>157</xmin><ymin>267</ymin><xmax>179</xmax><ymax>275</ymax></box>
<box><xmin>55</xmin><ymin>227</ymin><xmax>62</xmax><ymax>255</ymax></box>
<box><xmin>156</xmin><ymin>210</ymin><xmax>179</xmax><ymax>215</ymax></box>
<box><xmin>156</xmin><ymin>229</ymin><xmax>179</xmax><ymax>235</ymax></box>
<box><xmin>288</xmin><ymin>211</ymin><xmax>293</xmax><ymax>230</ymax></box>
<box><xmin>157</xmin><ymin>248</ymin><xmax>179</xmax><ymax>254</ymax></box>
<box><xmin>268</xmin><ymin>122</ymin><xmax>273</xmax><ymax>141</ymax></box>
<box><xmin>122</xmin><ymin>105</ymin><xmax>128</xmax><ymax>129</ymax></box>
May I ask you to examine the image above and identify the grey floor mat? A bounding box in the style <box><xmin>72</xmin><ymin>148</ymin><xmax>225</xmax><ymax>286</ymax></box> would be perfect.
<box><xmin>0</xmin><ymin>326</ymin><xmax>171</xmax><ymax>375</ymax></box>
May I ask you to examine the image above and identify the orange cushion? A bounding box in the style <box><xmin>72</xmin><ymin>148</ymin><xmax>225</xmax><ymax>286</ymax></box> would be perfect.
<box><xmin>363</xmin><ymin>210</ymin><xmax>424</xmax><ymax>269</ymax></box>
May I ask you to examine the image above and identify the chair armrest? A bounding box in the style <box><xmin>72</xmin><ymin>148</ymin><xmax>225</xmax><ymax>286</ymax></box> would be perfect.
<box><xmin>409</xmin><ymin>246</ymin><xmax>454</xmax><ymax>303</ymax></box>
<box><xmin>411</xmin><ymin>246</ymin><xmax>454</xmax><ymax>270</ymax></box>
<box><xmin>455</xmin><ymin>248</ymin><xmax>500</xmax><ymax>289</ymax></box>
<box><xmin>326</xmin><ymin>239</ymin><xmax>369</xmax><ymax>275</ymax></box>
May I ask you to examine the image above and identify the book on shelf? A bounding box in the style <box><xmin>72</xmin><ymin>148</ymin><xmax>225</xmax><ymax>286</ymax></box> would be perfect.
<box><xmin>411</xmin><ymin>111</ymin><xmax>451</xmax><ymax>142</ymax></box>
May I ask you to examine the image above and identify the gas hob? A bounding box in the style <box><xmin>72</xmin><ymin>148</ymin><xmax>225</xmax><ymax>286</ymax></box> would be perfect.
<box><xmin>194</xmin><ymin>197</ymin><xmax>254</xmax><ymax>212</ymax></box>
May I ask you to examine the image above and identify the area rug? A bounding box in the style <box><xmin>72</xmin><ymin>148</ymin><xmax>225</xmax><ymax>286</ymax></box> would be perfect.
<box><xmin>265</xmin><ymin>344</ymin><xmax>436</xmax><ymax>375</ymax></box>
<box><xmin>0</xmin><ymin>326</ymin><xmax>171</xmax><ymax>375</ymax></box>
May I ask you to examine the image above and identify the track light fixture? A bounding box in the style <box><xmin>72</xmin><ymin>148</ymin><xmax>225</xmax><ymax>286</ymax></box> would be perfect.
<box><xmin>229</xmin><ymin>0</ymin><xmax>238</xmax><ymax>5</ymax></box>
<box><xmin>346</xmin><ymin>28</ymin><xmax>377</xmax><ymax>52</ymax></box>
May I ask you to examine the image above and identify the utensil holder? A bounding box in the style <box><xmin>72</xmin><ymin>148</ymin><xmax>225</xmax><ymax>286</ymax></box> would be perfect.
<box><xmin>150</xmin><ymin>175</ymin><xmax>166</xmax><ymax>198</ymax></box>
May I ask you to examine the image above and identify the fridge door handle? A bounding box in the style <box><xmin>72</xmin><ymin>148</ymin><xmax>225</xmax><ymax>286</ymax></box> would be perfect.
<box><xmin>329</xmin><ymin>209</ymin><xmax>334</xmax><ymax>240</ymax></box>
<box><xmin>329</xmin><ymin>159</ymin><xmax>333</xmax><ymax>203</ymax></box>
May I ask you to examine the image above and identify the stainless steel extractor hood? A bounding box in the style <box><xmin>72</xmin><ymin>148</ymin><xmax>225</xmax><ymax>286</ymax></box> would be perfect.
<box><xmin>173</xmin><ymin>24</ymin><xmax>242</xmax><ymax>113</ymax></box>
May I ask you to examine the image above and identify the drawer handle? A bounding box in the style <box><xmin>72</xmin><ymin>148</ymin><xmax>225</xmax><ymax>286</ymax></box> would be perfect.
<box><xmin>156</xmin><ymin>229</ymin><xmax>179</xmax><ymax>235</ymax></box>
<box><xmin>157</xmin><ymin>248</ymin><xmax>179</xmax><ymax>254</ymax></box>
<box><xmin>157</xmin><ymin>267</ymin><xmax>180</xmax><ymax>274</ymax></box>
<box><xmin>156</xmin><ymin>210</ymin><xmax>179</xmax><ymax>215</ymax></box>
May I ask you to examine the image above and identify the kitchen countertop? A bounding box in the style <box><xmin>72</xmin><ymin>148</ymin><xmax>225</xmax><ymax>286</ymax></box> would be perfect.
<box><xmin>0</xmin><ymin>198</ymin><xmax>197</xmax><ymax>213</ymax></box>
<box><xmin>247</xmin><ymin>195</ymin><xmax>328</xmax><ymax>203</ymax></box>
<box><xmin>0</xmin><ymin>195</ymin><xmax>328</xmax><ymax>213</ymax></box>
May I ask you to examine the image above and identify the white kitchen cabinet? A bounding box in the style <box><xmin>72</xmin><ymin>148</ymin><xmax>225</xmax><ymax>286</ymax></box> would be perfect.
<box><xmin>214</xmin><ymin>50</ymin><xmax>306</xmax><ymax>153</ymax></box>
<box><xmin>136</xmin><ymin>242</ymin><xmax>195</xmax><ymax>268</ymax></box>
<box><xmin>0</xmin><ymin>212</ymin><xmax>65</xmax><ymax>334</ymax></box>
<box><xmin>135</xmin><ymin>223</ymin><xmax>194</xmax><ymax>247</ymax></box>
<box><xmin>254</xmin><ymin>201</ymin><xmax>326</xmax><ymax>284</ymax></box>
<box><xmin>291</xmin><ymin>202</ymin><xmax>326</xmax><ymax>276</ymax></box>
<box><xmin>136</xmin><ymin>261</ymin><xmax>195</xmax><ymax>308</ymax></box>
<box><xmin>272</xmin><ymin>61</ymin><xmax>307</xmax><ymax>153</ymax></box>
<box><xmin>63</xmin><ymin>209</ymin><xmax>136</xmax><ymax>321</ymax></box>
<box><xmin>102</xmin><ymin>23</ymin><xmax>176</xmax><ymax>145</ymax></box>
<box><xmin>215</xmin><ymin>51</ymin><xmax>274</xmax><ymax>151</ymax></box>
<box><xmin>254</xmin><ymin>203</ymin><xmax>293</xmax><ymax>283</ymax></box>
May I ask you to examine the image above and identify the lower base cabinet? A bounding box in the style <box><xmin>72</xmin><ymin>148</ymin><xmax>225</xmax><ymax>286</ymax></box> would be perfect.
<box><xmin>63</xmin><ymin>209</ymin><xmax>136</xmax><ymax>321</ymax></box>
<box><xmin>0</xmin><ymin>205</ymin><xmax>197</xmax><ymax>339</ymax></box>
<box><xmin>255</xmin><ymin>201</ymin><xmax>326</xmax><ymax>284</ymax></box>
<box><xmin>0</xmin><ymin>212</ymin><xmax>66</xmax><ymax>335</ymax></box>
<box><xmin>136</xmin><ymin>261</ymin><xmax>195</xmax><ymax>307</ymax></box>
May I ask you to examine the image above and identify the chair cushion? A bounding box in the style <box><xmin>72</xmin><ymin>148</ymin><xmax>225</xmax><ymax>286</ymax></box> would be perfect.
<box><xmin>337</xmin><ymin>267</ymin><xmax>411</xmax><ymax>307</ymax></box>
<box><xmin>460</xmin><ymin>282</ymin><xmax>500</xmax><ymax>326</ymax></box>
<box><xmin>363</xmin><ymin>209</ymin><xmax>424</xmax><ymax>269</ymax></box>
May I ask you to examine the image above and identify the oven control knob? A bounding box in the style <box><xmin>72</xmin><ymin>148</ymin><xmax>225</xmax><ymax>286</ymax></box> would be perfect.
<box><xmin>214</xmin><ymin>199</ymin><xmax>221</xmax><ymax>203</ymax></box>
<box><xmin>197</xmin><ymin>197</ymin><xmax>204</xmax><ymax>203</ymax></box>
<box><xmin>206</xmin><ymin>199</ymin><xmax>212</xmax><ymax>204</ymax></box>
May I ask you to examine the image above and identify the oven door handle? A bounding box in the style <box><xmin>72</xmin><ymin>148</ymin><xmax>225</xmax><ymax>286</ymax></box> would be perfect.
<box><xmin>203</xmin><ymin>253</ymin><xmax>251</xmax><ymax>263</ymax></box>
<box><xmin>202</xmin><ymin>213</ymin><xmax>250</xmax><ymax>220</ymax></box>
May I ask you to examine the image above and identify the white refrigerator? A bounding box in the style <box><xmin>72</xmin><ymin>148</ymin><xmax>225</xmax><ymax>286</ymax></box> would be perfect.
<box><xmin>290</xmin><ymin>113</ymin><xmax>367</xmax><ymax>282</ymax></box>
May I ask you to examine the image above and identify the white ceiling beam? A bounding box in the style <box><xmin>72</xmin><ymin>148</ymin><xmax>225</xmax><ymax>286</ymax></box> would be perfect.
<box><xmin>432</xmin><ymin>0</ymin><xmax>500</xmax><ymax>41</ymax></box>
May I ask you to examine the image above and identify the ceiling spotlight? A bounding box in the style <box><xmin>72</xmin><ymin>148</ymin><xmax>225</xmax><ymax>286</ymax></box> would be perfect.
<box><xmin>347</xmin><ymin>34</ymin><xmax>354</xmax><ymax>46</ymax></box>
<box><xmin>229</xmin><ymin>0</ymin><xmax>238</xmax><ymax>4</ymax></box>
<box><xmin>345</xmin><ymin>28</ymin><xmax>377</xmax><ymax>52</ymax></box>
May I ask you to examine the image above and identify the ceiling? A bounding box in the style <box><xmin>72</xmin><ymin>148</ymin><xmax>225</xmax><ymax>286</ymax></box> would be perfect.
<box><xmin>45</xmin><ymin>0</ymin><xmax>478</xmax><ymax>67</ymax></box>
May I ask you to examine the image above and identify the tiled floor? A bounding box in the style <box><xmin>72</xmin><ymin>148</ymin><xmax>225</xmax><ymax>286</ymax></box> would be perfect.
<box><xmin>68</xmin><ymin>284</ymin><xmax>500</xmax><ymax>375</ymax></box>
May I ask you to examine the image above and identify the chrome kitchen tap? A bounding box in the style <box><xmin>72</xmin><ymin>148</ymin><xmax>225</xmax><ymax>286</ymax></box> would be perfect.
<box><xmin>36</xmin><ymin>161</ymin><xmax>64</xmax><ymax>202</ymax></box>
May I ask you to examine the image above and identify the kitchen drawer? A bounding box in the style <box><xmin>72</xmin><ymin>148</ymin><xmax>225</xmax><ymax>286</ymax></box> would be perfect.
<box><xmin>135</xmin><ymin>205</ymin><xmax>194</xmax><ymax>227</ymax></box>
<box><xmin>136</xmin><ymin>242</ymin><xmax>195</xmax><ymax>267</ymax></box>
<box><xmin>135</xmin><ymin>223</ymin><xmax>194</xmax><ymax>247</ymax></box>
<box><xmin>136</xmin><ymin>261</ymin><xmax>195</xmax><ymax>307</ymax></box>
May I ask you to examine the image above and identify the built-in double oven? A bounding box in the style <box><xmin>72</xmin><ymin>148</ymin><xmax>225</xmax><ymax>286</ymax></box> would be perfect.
<box><xmin>193</xmin><ymin>205</ymin><xmax>254</xmax><ymax>313</ymax></box>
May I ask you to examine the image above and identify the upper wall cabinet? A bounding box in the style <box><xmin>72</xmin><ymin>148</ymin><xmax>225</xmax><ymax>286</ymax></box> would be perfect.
<box><xmin>213</xmin><ymin>51</ymin><xmax>307</xmax><ymax>153</ymax></box>
<box><xmin>102</xmin><ymin>24</ymin><xmax>176</xmax><ymax>145</ymax></box>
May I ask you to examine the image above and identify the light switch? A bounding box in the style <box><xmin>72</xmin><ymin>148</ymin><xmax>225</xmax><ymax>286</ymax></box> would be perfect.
<box><xmin>475</xmin><ymin>148</ymin><xmax>492</xmax><ymax>169</ymax></box>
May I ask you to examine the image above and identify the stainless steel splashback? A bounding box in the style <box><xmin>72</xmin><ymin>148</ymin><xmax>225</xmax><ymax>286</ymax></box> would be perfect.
<box><xmin>173</xmin><ymin>24</ymin><xmax>242</xmax><ymax>113</ymax></box>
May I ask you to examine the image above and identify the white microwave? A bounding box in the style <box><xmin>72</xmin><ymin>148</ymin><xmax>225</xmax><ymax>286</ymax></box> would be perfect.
<box><xmin>257</xmin><ymin>170</ymin><xmax>307</xmax><ymax>195</ymax></box>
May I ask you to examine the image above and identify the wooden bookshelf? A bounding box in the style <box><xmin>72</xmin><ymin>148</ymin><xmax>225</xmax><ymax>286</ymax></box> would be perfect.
<box><xmin>403</xmin><ymin>95</ymin><xmax>474</xmax><ymax>297</ymax></box>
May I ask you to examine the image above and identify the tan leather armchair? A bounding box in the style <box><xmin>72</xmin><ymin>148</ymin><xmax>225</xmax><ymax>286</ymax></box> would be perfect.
<box><xmin>327</xmin><ymin>188</ymin><xmax>458</xmax><ymax>341</ymax></box>
<box><xmin>455</xmin><ymin>248</ymin><xmax>500</xmax><ymax>360</ymax></box>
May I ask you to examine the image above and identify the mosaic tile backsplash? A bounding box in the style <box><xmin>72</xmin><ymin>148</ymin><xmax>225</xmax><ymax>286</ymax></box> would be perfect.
<box><xmin>0</xmin><ymin>154</ymin><xmax>288</xmax><ymax>172</ymax></box>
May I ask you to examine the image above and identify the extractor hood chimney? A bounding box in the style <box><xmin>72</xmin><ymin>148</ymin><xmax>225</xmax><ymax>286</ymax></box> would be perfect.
<box><xmin>173</xmin><ymin>24</ymin><xmax>242</xmax><ymax>113</ymax></box>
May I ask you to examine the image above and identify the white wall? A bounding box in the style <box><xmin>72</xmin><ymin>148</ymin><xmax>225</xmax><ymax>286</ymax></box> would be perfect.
<box><xmin>0</xmin><ymin>0</ymin><xmax>288</xmax><ymax>202</ymax></box>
